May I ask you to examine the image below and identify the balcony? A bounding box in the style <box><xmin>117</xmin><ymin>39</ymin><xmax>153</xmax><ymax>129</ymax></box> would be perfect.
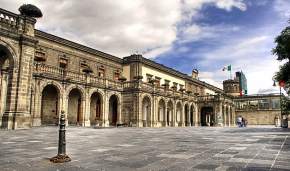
<box><xmin>33</xmin><ymin>62</ymin><xmax>122</xmax><ymax>90</ymax></box>
<box><xmin>33</xmin><ymin>63</ymin><xmax>196</xmax><ymax>100</ymax></box>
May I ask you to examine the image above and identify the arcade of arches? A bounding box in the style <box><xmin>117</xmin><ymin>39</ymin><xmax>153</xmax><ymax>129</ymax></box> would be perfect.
<box><xmin>0</xmin><ymin>7</ymin><xmax>237</xmax><ymax>129</ymax></box>
<box><xmin>0</xmin><ymin>42</ymin><xmax>236</xmax><ymax>128</ymax></box>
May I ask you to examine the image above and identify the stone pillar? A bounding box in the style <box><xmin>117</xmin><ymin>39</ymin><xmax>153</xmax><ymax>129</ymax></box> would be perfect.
<box><xmin>228</xmin><ymin>106</ymin><xmax>231</xmax><ymax>127</ymax></box>
<box><xmin>103</xmin><ymin>92</ymin><xmax>109</xmax><ymax>127</ymax></box>
<box><xmin>216</xmin><ymin>103</ymin><xmax>223</xmax><ymax>127</ymax></box>
<box><xmin>195</xmin><ymin>106</ymin><xmax>200</xmax><ymax>126</ymax></box>
<box><xmin>173</xmin><ymin>101</ymin><xmax>178</xmax><ymax>127</ymax></box>
<box><xmin>2</xmin><ymin>17</ymin><xmax>38</xmax><ymax>129</ymax></box>
<box><xmin>83</xmin><ymin>90</ymin><xmax>90</xmax><ymax>127</ymax></box>
<box><xmin>164</xmin><ymin>104</ymin><xmax>168</xmax><ymax>127</ymax></box>
<box><xmin>232</xmin><ymin>105</ymin><xmax>236</xmax><ymax>126</ymax></box>
<box><xmin>117</xmin><ymin>96</ymin><xmax>122</xmax><ymax>125</ymax></box>
<box><xmin>0</xmin><ymin>72</ymin><xmax>8</xmax><ymax>127</ymax></box>
<box><xmin>32</xmin><ymin>79</ymin><xmax>41</xmax><ymax>126</ymax></box>
<box><xmin>138</xmin><ymin>94</ymin><xmax>143</xmax><ymax>127</ymax></box>
<box><xmin>182</xmin><ymin>103</ymin><xmax>186</xmax><ymax>127</ymax></box>
<box><xmin>223</xmin><ymin>105</ymin><xmax>227</xmax><ymax>126</ymax></box>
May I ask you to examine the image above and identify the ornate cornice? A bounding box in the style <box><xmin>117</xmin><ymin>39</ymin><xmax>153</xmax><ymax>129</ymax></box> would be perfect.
<box><xmin>123</xmin><ymin>55</ymin><xmax>224</xmax><ymax>93</ymax></box>
<box><xmin>35</xmin><ymin>30</ymin><xmax>123</xmax><ymax>64</ymax></box>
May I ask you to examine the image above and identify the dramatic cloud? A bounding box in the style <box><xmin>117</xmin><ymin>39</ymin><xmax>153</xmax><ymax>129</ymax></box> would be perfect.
<box><xmin>1</xmin><ymin>0</ymin><xmax>247</xmax><ymax>57</ymax></box>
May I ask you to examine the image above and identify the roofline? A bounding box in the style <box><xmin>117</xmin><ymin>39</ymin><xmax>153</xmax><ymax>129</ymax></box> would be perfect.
<box><xmin>35</xmin><ymin>29</ymin><xmax>123</xmax><ymax>64</ymax></box>
<box><xmin>123</xmin><ymin>55</ymin><xmax>224</xmax><ymax>93</ymax></box>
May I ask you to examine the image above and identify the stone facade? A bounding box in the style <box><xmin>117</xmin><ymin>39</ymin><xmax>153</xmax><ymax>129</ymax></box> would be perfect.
<box><xmin>234</xmin><ymin>94</ymin><xmax>282</xmax><ymax>125</ymax></box>
<box><xmin>0</xmin><ymin>8</ymin><xmax>279</xmax><ymax>129</ymax></box>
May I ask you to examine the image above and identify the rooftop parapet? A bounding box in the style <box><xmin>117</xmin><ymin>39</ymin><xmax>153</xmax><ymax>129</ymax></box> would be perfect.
<box><xmin>0</xmin><ymin>8</ymin><xmax>36</xmax><ymax>36</ymax></box>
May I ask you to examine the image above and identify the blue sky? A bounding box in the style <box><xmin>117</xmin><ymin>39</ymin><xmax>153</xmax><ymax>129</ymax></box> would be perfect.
<box><xmin>2</xmin><ymin>0</ymin><xmax>289</xmax><ymax>94</ymax></box>
<box><xmin>153</xmin><ymin>0</ymin><xmax>289</xmax><ymax>94</ymax></box>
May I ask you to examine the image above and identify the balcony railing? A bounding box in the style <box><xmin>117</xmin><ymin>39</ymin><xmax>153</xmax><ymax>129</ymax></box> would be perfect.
<box><xmin>33</xmin><ymin>62</ymin><xmax>121</xmax><ymax>90</ymax></box>
<box><xmin>33</xmin><ymin>63</ymin><xmax>196</xmax><ymax>100</ymax></box>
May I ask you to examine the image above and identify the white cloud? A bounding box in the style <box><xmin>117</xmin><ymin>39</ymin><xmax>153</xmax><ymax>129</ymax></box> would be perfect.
<box><xmin>0</xmin><ymin>0</ymin><xmax>247</xmax><ymax>58</ymax></box>
<box><xmin>195</xmin><ymin>33</ymin><xmax>282</xmax><ymax>94</ymax></box>
<box><xmin>274</xmin><ymin>0</ymin><xmax>290</xmax><ymax>19</ymax></box>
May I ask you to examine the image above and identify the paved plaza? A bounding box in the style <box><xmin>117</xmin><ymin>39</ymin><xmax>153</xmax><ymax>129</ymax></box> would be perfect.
<box><xmin>0</xmin><ymin>126</ymin><xmax>290</xmax><ymax>171</ymax></box>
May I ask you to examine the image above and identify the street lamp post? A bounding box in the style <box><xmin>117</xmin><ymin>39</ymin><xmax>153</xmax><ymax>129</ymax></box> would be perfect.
<box><xmin>50</xmin><ymin>68</ymin><xmax>71</xmax><ymax>163</ymax></box>
<box><xmin>50</xmin><ymin>110</ymin><xmax>71</xmax><ymax>163</ymax></box>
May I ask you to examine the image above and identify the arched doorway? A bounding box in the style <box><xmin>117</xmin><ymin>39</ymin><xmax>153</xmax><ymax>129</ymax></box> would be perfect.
<box><xmin>167</xmin><ymin>101</ymin><xmax>173</xmax><ymax>126</ymax></box>
<box><xmin>68</xmin><ymin>88</ymin><xmax>83</xmax><ymax>125</ymax></box>
<box><xmin>41</xmin><ymin>85</ymin><xmax>59</xmax><ymax>125</ymax></box>
<box><xmin>200</xmin><ymin>107</ymin><xmax>214</xmax><ymax>126</ymax></box>
<box><xmin>90</xmin><ymin>92</ymin><xmax>102</xmax><ymax>126</ymax></box>
<box><xmin>142</xmin><ymin>96</ymin><xmax>151</xmax><ymax>127</ymax></box>
<box><xmin>158</xmin><ymin>99</ymin><xmax>165</xmax><ymax>126</ymax></box>
<box><xmin>176</xmin><ymin>102</ymin><xmax>182</xmax><ymax>126</ymax></box>
<box><xmin>190</xmin><ymin>104</ymin><xmax>195</xmax><ymax>126</ymax></box>
<box><xmin>184</xmin><ymin>104</ymin><xmax>189</xmax><ymax>126</ymax></box>
<box><xmin>109</xmin><ymin>94</ymin><xmax>118</xmax><ymax>126</ymax></box>
<box><xmin>0</xmin><ymin>45</ymin><xmax>13</xmax><ymax>127</ymax></box>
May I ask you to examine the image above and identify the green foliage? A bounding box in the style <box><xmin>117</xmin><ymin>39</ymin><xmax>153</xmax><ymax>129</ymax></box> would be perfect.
<box><xmin>273</xmin><ymin>20</ymin><xmax>290</xmax><ymax>92</ymax></box>
<box><xmin>274</xmin><ymin>62</ymin><xmax>290</xmax><ymax>84</ymax></box>
<box><xmin>273</xmin><ymin>26</ymin><xmax>290</xmax><ymax>61</ymax></box>
<box><xmin>281</xmin><ymin>96</ymin><xmax>290</xmax><ymax>114</ymax></box>
<box><xmin>18</xmin><ymin>4</ymin><xmax>43</xmax><ymax>18</ymax></box>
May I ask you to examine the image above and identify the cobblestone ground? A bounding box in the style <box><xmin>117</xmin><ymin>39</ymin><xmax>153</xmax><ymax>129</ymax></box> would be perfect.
<box><xmin>0</xmin><ymin>126</ymin><xmax>290</xmax><ymax>171</ymax></box>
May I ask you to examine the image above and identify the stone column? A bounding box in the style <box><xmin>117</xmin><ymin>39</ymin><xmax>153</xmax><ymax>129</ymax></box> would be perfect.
<box><xmin>228</xmin><ymin>106</ymin><xmax>231</xmax><ymax>127</ymax></box>
<box><xmin>214</xmin><ymin>103</ymin><xmax>222</xmax><ymax>127</ymax></box>
<box><xmin>164</xmin><ymin>103</ymin><xmax>168</xmax><ymax>127</ymax></box>
<box><xmin>83</xmin><ymin>89</ymin><xmax>90</xmax><ymax>127</ymax></box>
<box><xmin>232</xmin><ymin>105</ymin><xmax>236</xmax><ymax>126</ymax></box>
<box><xmin>103</xmin><ymin>91</ymin><xmax>109</xmax><ymax>127</ymax></box>
<box><xmin>138</xmin><ymin>94</ymin><xmax>143</xmax><ymax>127</ymax></box>
<box><xmin>32</xmin><ymin>79</ymin><xmax>41</xmax><ymax>126</ymax></box>
<box><xmin>195</xmin><ymin>106</ymin><xmax>200</xmax><ymax>126</ymax></box>
<box><xmin>117</xmin><ymin>96</ymin><xmax>122</xmax><ymax>125</ymax></box>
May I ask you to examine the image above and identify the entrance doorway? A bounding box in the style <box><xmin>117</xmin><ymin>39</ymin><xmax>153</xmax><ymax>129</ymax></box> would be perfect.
<box><xmin>200</xmin><ymin>107</ymin><xmax>214</xmax><ymax>126</ymax></box>
<box><xmin>109</xmin><ymin>95</ymin><xmax>118</xmax><ymax>126</ymax></box>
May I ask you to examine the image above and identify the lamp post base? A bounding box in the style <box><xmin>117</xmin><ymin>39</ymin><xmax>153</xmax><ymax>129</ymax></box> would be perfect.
<box><xmin>50</xmin><ymin>154</ymin><xmax>71</xmax><ymax>163</ymax></box>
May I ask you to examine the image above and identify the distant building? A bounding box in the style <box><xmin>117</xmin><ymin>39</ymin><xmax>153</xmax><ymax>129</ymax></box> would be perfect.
<box><xmin>236</xmin><ymin>71</ymin><xmax>247</xmax><ymax>95</ymax></box>
<box><xmin>234</xmin><ymin>94</ymin><xmax>281</xmax><ymax>125</ymax></box>
<box><xmin>223</xmin><ymin>71</ymin><xmax>283</xmax><ymax>126</ymax></box>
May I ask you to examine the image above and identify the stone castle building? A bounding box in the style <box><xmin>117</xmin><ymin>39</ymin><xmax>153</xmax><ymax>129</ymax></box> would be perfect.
<box><xmin>0</xmin><ymin>8</ymin><xmax>283</xmax><ymax>129</ymax></box>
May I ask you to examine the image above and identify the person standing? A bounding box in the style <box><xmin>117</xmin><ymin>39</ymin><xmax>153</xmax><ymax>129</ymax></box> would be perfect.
<box><xmin>237</xmin><ymin>116</ymin><xmax>242</xmax><ymax>127</ymax></box>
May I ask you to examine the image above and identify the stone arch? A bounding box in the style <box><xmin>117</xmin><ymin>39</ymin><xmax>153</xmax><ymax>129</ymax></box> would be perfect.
<box><xmin>167</xmin><ymin>100</ymin><xmax>174</xmax><ymax>126</ymax></box>
<box><xmin>158</xmin><ymin>98</ymin><xmax>166</xmax><ymax>124</ymax></box>
<box><xmin>142</xmin><ymin>95</ymin><xmax>151</xmax><ymax>127</ymax></box>
<box><xmin>0</xmin><ymin>40</ymin><xmax>17</xmax><ymax>67</ymax></box>
<box><xmin>189</xmin><ymin>103</ymin><xmax>196</xmax><ymax>126</ymax></box>
<box><xmin>66</xmin><ymin>84</ymin><xmax>85</xmax><ymax>99</ymax></box>
<box><xmin>90</xmin><ymin>91</ymin><xmax>103</xmax><ymax>126</ymax></box>
<box><xmin>0</xmin><ymin>42</ymin><xmax>17</xmax><ymax>127</ymax></box>
<box><xmin>176</xmin><ymin>101</ymin><xmax>182</xmax><ymax>126</ymax></box>
<box><xmin>109</xmin><ymin>94</ymin><xmax>119</xmax><ymax>126</ymax></box>
<box><xmin>41</xmin><ymin>84</ymin><xmax>60</xmax><ymax>125</ymax></box>
<box><xmin>39</xmin><ymin>81</ymin><xmax>63</xmax><ymax>95</ymax></box>
<box><xmin>200</xmin><ymin>106</ymin><xmax>214</xmax><ymax>126</ymax></box>
<box><xmin>67</xmin><ymin>87</ymin><xmax>84</xmax><ymax>125</ymax></box>
<box><xmin>88</xmin><ymin>88</ymin><xmax>105</xmax><ymax>99</ymax></box>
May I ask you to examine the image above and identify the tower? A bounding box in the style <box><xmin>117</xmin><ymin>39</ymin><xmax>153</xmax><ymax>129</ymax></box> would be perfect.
<box><xmin>223</xmin><ymin>79</ymin><xmax>240</xmax><ymax>96</ymax></box>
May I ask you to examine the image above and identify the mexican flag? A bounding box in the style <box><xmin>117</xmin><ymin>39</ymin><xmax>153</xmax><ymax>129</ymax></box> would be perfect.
<box><xmin>222</xmin><ymin>65</ymin><xmax>231</xmax><ymax>71</ymax></box>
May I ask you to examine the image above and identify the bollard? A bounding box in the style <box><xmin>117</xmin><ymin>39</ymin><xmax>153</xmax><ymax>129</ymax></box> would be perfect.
<box><xmin>50</xmin><ymin>110</ymin><xmax>71</xmax><ymax>163</ymax></box>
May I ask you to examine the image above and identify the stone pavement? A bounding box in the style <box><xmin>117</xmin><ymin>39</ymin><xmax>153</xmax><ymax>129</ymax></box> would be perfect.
<box><xmin>0</xmin><ymin>126</ymin><xmax>290</xmax><ymax>171</ymax></box>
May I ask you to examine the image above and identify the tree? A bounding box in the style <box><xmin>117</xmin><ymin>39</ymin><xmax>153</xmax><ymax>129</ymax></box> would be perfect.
<box><xmin>273</xmin><ymin>20</ymin><xmax>290</xmax><ymax>94</ymax></box>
